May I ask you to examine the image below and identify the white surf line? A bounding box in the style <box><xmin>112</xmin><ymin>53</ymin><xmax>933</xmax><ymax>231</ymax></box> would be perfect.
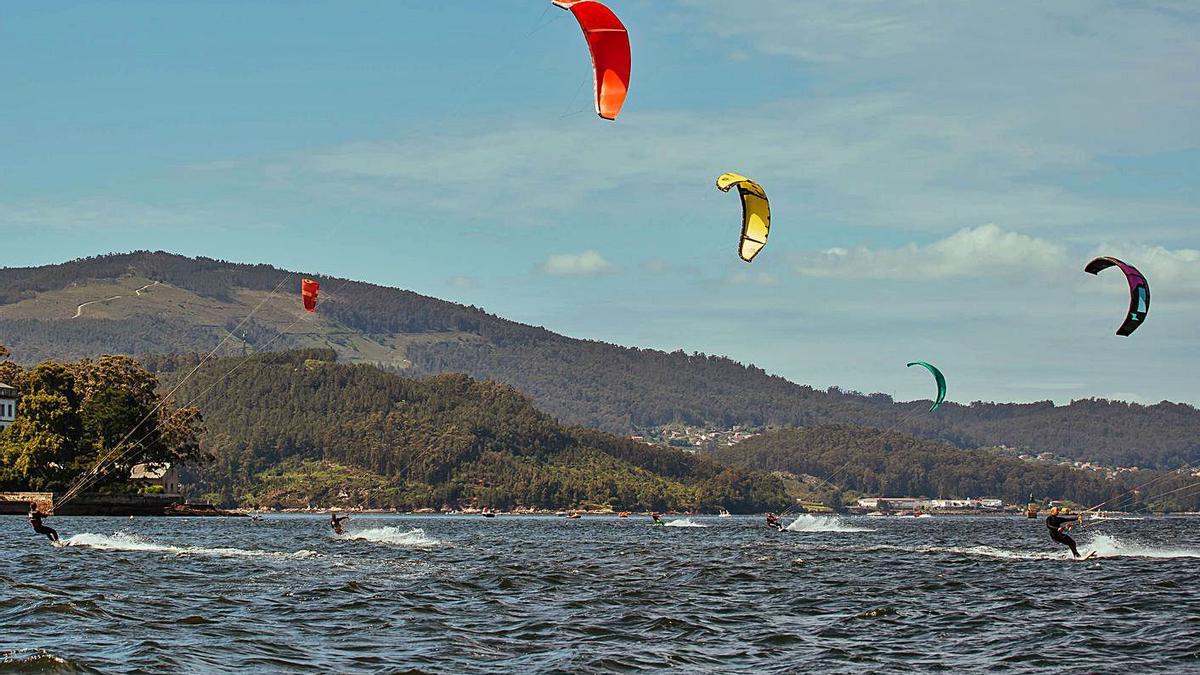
<box><xmin>134</xmin><ymin>280</ymin><xmax>161</xmax><ymax>296</ymax></box>
<box><xmin>72</xmin><ymin>295</ymin><xmax>123</xmax><ymax>319</ymax></box>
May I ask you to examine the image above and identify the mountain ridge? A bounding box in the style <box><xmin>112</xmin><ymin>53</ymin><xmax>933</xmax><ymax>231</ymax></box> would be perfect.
<box><xmin>2</xmin><ymin>251</ymin><xmax>1198</xmax><ymax>468</ymax></box>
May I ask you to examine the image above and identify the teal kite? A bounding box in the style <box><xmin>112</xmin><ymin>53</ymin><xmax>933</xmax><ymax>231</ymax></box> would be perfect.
<box><xmin>907</xmin><ymin>361</ymin><xmax>946</xmax><ymax>412</ymax></box>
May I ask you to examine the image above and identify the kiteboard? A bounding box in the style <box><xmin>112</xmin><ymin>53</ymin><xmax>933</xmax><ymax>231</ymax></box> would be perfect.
<box><xmin>1080</xmin><ymin>551</ymin><xmax>1097</xmax><ymax>561</ymax></box>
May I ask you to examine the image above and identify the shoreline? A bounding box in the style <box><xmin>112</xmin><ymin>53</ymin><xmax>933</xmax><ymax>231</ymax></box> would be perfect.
<box><xmin>237</xmin><ymin>508</ymin><xmax>1188</xmax><ymax>518</ymax></box>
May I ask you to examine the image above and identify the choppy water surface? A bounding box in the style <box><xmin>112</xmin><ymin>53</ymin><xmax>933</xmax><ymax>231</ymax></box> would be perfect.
<box><xmin>2</xmin><ymin>514</ymin><xmax>1198</xmax><ymax>673</ymax></box>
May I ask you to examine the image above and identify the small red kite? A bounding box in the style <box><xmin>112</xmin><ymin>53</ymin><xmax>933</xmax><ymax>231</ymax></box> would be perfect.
<box><xmin>301</xmin><ymin>278</ymin><xmax>320</xmax><ymax>312</ymax></box>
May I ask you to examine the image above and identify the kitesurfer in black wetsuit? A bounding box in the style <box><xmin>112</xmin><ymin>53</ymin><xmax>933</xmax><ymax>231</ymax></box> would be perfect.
<box><xmin>766</xmin><ymin>513</ymin><xmax>783</xmax><ymax>531</ymax></box>
<box><xmin>330</xmin><ymin>512</ymin><xmax>349</xmax><ymax>535</ymax></box>
<box><xmin>28</xmin><ymin>504</ymin><xmax>59</xmax><ymax>543</ymax></box>
<box><xmin>1046</xmin><ymin>506</ymin><xmax>1082</xmax><ymax>558</ymax></box>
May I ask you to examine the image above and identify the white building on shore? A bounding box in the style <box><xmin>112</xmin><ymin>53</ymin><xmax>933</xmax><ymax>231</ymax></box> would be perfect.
<box><xmin>130</xmin><ymin>463</ymin><xmax>181</xmax><ymax>496</ymax></box>
<box><xmin>0</xmin><ymin>382</ymin><xmax>17</xmax><ymax>431</ymax></box>
<box><xmin>858</xmin><ymin>496</ymin><xmax>1006</xmax><ymax>511</ymax></box>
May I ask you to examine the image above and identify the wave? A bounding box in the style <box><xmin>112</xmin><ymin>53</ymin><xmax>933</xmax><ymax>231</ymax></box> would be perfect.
<box><xmin>60</xmin><ymin>532</ymin><xmax>319</xmax><ymax>559</ymax></box>
<box><xmin>784</xmin><ymin>514</ymin><xmax>872</xmax><ymax>533</ymax></box>
<box><xmin>339</xmin><ymin>526</ymin><xmax>440</xmax><ymax>547</ymax></box>
<box><xmin>1083</xmin><ymin>533</ymin><xmax>1200</xmax><ymax>559</ymax></box>
<box><xmin>862</xmin><ymin>533</ymin><xmax>1200</xmax><ymax>561</ymax></box>
<box><xmin>0</xmin><ymin>649</ymin><xmax>93</xmax><ymax>671</ymax></box>
<box><xmin>857</xmin><ymin>543</ymin><xmax>1070</xmax><ymax>560</ymax></box>
<box><xmin>664</xmin><ymin>518</ymin><xmax>708</xmax><ymax>528</ymax></box>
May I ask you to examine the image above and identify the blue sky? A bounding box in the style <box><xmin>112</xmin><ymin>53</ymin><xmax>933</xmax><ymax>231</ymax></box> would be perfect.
<box><xmin>2</xmin><ymin>1</ymin><xmax>1198</xmax><ymax>406</ymax></box>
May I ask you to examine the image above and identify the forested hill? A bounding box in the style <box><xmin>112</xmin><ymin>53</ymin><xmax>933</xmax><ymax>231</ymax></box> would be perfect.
<box><xmin>2</xmin><ymin>252</ymin><xmax>1200</xmax><ymax>468</ymax></box>
<box><xmin>148</xmin><ymin>349</ymin><xmax>787</xmax><ymax>512</ymax></box>
<box><xmin>712</xmin><ymin>426</ymin><xmax>1131</xmax><ymax>509</ymax></box>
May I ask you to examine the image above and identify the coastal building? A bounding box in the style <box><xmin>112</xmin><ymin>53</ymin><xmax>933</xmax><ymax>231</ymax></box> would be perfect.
<box><xmin>857</xmin><ymin>497</ymin><xmax>938</xmax><ymax>511</ymax></box>
<box><xmin>0</xmin><ymin>382</ymin><xmax>17</xmax><ymax>431</ymax></box>
<box><xmin>129</xmin><ymin>463</ymin><xmax>180</xmax><ymax>496</ymax></box>
<box><xmin>880</xmin><ymin>498</ymin><xmax>922</xmax><ymax>511</ymax></box>
<box><xmin>930</xmin><ymin>498</ymin><xmax>979</xmax><ymax>509</ymax></box>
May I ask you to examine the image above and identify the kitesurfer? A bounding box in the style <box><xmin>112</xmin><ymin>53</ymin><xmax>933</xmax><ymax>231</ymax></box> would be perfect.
<box><xmin>766</xmin><ymin>512</ymin><xmax>782</xmax><ymax>530</ymax></box>
<box><xmin>650</xmin><ymin>512</ymin><xmax>664</xmax><ymax>526</ymax></box>
<box><xmin>330</xmin><ymin>512</ymin><xmax>349</xmax><ymax>535</ymax></box>
<box><xmin>28</xmin><ymin>503</ymin><xmax>58</xmax><ymax>543</ymax></box>
<box><xmin>1046</xmin><ymin>506</ymin><xmax>1082</xmax><ymax>558</ymax></box>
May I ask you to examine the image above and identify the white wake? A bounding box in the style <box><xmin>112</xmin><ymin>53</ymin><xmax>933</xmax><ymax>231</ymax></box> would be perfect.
<box><xmin>60</xmin><ymin>532</ymin><xmax>319</xmax><ymax>559</ymax></box>
<box><xmin>664</xmin><ymin>518</ymin><xmax>708</xmax><ymax>528</ymax></box>
<box><xmin>784</xmin><ymin>514</ymin><xmax>873</xmax><ymax>533</ymax></box>
<box><xmin>1083</xmin><ymin>533</ymin><xmax>1200</xmax><ymax>559</ymax></box>
<box><xmin>862</xmin><ymin>532</ymin><xmax>1200</xmax><ymax>561</ymax></box>
<box><xmin>339</xmin><ymin>526</ymin><xmax>440</xmax><ymax>547</ymax></box>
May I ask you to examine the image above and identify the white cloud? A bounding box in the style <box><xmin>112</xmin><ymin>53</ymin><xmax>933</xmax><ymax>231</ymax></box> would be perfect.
<box><xmin>727</xmin><ymin>270</ymin><xmax>779</xmax><ymax>286</ymax></box>
<box><xmin>206</xmin><ymin>4</ymin><xmax>1199</xmax><ymax>244</ymax></box>
<box><xmin>1085</xmin><ymin>243</ymin><xmax>1200</xmax><ymax>296</ymax></box>
<box><xmin>233</xmin><ymin>84</ymin><xmax>1197</xmax><ymax>243</ymax></box>
<box><xmin>447</xmin><ymin>275</ymin><xmax>479</xmax><ymax>290</ymax></box>
<box><xmin>641</xmin><ymin>258</ymin><xmax>672</xmax><ymax>274</ymax></box>
<box><xmin>791</xmin><ymin>224</ymin><xmax>1067</xmax><ymax>280</ymax></box>
<box><xmin>538</xmin><ymin>250</ymin><xmax>613</xmax><ymax>277</ymax></box>
<box><xmin>678</xmin><ymin>0</ymin><xmax>1200</xmax><ymax>156</ymax></box>
<box><xmin>678</xmin><ymin>0</ymin><xmax>933</xmax><ymax>64</ymax></box>
<box><xmin>0</xmin><ymin>198</ymin><xmax>203</xmax><ymax>230</ymax></box>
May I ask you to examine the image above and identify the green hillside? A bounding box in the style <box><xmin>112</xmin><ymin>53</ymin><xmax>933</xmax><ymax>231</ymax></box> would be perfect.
<box><xmin>712</xmin><ymin>425</ymin><xmax>1196</xmax><ymax>509</ymax></box>
<box><xmin>150</xmin><ymin>349</ymin><xmax>787</xmax><ymax>512</ymax></box>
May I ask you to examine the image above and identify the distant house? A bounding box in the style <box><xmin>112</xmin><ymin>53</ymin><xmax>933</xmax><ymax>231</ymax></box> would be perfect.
<box><xmin>129</xmin><ymin>463</ymin><xmax>180</xmax><ymax>495</ymax></box>
<box><xmin>0</xmin><ymin>382</ymin><xmax>17</xmax><ymax>431</ymax></box>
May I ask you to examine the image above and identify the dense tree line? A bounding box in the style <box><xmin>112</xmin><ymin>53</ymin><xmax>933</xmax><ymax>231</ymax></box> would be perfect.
<box><xmin>4</xmin><ymin>252</ymin><xmax>1199</xmax><ymax>469</ymax></box>
<box><xmin>153</xmin><ymin>349</ymin><xmax>789</xmax><ymax>512</ymax></box>
<box><xmin>0</xmin><ymin>346</ymin><xmax>205</xmax><ymax>493</ymax></box>
<box><xmin>713</xmin><ymin>425</ymin><xmax>1200</xmax><ymax>511</ymax></box>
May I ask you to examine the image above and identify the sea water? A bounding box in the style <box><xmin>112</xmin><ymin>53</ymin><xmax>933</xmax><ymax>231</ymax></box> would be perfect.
<box><xmin>2</xmin><ymin>514</ymin><xmax>1198</xmax><ymax>672</ymax></box>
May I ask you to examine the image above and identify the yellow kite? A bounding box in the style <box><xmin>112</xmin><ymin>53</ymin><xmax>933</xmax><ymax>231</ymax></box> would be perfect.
<box><xmin>716</xmin><ymin>173</ymin><xmax>770</xmax><ymax>262</ymax></box>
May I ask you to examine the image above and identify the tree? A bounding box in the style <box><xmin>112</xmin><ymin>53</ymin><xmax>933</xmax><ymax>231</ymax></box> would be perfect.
<box><xmin>0</xmin><ymin>343</ymin><xmax>20</xmax><ymax>388</ymax></box>
<box><xmin>0</xmin><ymin>356</ymin><xmax>207</xmax><ymax>494</ymax></box>
<box><xmin>0</xmin><ymin>362</ymin><xmax>82</xmax><ymax>489</ymax></box>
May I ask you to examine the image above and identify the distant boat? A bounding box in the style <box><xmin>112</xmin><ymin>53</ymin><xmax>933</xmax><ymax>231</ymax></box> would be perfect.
<box><xmin>618</xmin><ymin>511</ymin><xmax>630</xmax><ymax>518</ymax></box>
<box><xmin>915</xmin><ymin>512</ymin><xmax>933</xmax><ymax>519</ymax></box>
<box><xmin>567</xmin><ymin>512</ymin><xmax>581</xmax><ymax>520</ymax></box>
<box><xmin>481</xmin><ymin>508</ymin><xmax>496</xmax><ymax>518</ymax></box>
<box><xmin>718</xmin><ymin>509</ymin><xmax>732</xmax><ymax>518</ymax></box>
<box><xmin>556</xmin><ymin>511</ymin><xmax>569</xmax><ymax>517</ymax></box>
